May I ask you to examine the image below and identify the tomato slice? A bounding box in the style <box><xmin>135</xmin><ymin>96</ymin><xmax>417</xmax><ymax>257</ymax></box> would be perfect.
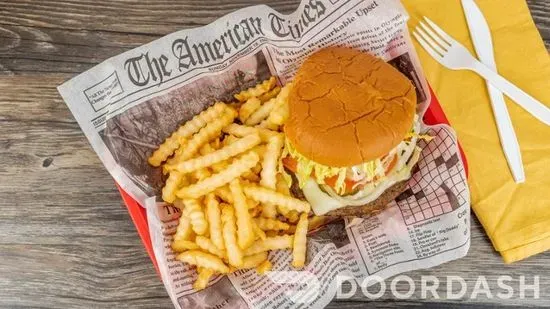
<box><xmin>282</xmin><ymin>153</ymin><xmax>399</xmax><ymax>195</ymax></box>
<box><xmin>324</xmin><ymin>175</ymin><xmax>359</xmax><ymax>195</ymax></box>
<box><xmin>282</xmin><ymin>156</ymin><xmax>298</xmax><ymax>173</ymax></box>
<box><xmin>385</xmin><ymin>154</ymin><xmax>398</xmax><ymax>174</ymax></box>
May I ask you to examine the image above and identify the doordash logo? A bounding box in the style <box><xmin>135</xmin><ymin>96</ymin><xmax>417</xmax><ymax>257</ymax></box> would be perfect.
<box><xmin>336</xmin><ymin>275</ymin><xmax>540</xmax><ymax>300</ymax></box>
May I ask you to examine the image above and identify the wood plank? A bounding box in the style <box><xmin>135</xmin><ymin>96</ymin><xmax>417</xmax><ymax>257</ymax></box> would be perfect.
<box><xmin>2</xmin><ymin>73</ymin><xmax>550</xmax><ymax>308</ymax></box>
<box><xmin>1</xmin><ymin>1</ymin><xmax>550</xmax><ymax>308</ymax></box>
<box><xmin>0</xmin><ymin>244</ymin><xmax>171</xmax><ymax>309</ymax></box>
<box><xmin>0</xmin><ymin>0</ymin><xmax>297</xmax><ymax>33</ymax></box>
<box><xmin>0</xmin><ymin>0</ymin><xmax>296</xmax><ymax>74</ymax></box>
<box><xmin>0</xmin><ymin>24</ymin><xmax>158</xmax><ymax>74</ymax></box>
<box><xmin>527</xmin><ymin>0</ymin><xmax>550</xmax><ymax>48</ymax></box>
<box><xmin>0</xmin><ymin>74</ymin><xmax>172</xmax><ymax>308</ymax></box>
<box><xmin>0</xmin><ymin>1</ymin><xmax>548</xmax><ymax>74</ymax></box>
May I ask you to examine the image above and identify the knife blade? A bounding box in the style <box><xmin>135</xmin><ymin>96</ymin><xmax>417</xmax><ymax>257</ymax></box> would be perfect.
<box><xmin>461</xmin><ymin>0</ymin><xmax>525</xmax><ymax>183</ymax></box>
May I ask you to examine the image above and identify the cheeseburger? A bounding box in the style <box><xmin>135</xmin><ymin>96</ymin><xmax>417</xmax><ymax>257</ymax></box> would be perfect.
<box><xmin>283</xmin><ymin>47</ymin><xmax>428</xmax><ymax>217</ymax></box>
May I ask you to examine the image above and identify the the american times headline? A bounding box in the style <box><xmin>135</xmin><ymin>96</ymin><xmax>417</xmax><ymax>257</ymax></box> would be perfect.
<box><xmin>57</xmin><ymin>0</ymin><xmax>470</xmax><ymax>308</ymax></box>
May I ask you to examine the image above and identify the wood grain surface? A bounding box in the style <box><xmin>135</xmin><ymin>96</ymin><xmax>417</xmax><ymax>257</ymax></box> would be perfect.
<box><xmin>1</xmin><ymin>1</ymin><xmax>549</xmax><ymax>308</ymax></box>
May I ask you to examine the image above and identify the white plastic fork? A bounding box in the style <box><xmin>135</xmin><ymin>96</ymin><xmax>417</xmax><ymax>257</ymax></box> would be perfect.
<box><xmin>413</xmin><ymin>17</ymin><xmax>550</xmax><ymax>126</ymax></box>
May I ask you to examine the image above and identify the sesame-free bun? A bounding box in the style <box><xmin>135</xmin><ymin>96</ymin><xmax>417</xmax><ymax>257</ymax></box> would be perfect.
<box><xmin>285</xmin><ymin>47</ymin><xmax>416</xmax><ymax>167</ymax></box>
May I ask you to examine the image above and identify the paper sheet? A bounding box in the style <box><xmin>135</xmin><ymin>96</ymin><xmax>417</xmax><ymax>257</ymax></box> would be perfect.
<box><xmin>57</xmin><ymin>0</ymin><xmax>470</xmax><ymax>307</ymax></box>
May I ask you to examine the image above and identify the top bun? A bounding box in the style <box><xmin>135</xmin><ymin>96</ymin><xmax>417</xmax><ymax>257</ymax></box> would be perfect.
<box><xmin>285</xmin><ymin>47</ymin><xmax>416</xmax><ymax>167</ymax></box>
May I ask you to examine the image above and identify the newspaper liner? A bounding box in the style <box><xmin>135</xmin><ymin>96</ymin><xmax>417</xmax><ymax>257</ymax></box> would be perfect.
<box><xmin>57</xmin><ymin>0</ymin><xmax>470</xmax><ymax>308</ymax></box>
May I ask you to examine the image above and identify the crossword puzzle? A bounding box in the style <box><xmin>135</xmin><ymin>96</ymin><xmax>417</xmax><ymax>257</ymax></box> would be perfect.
<box><xmin>395</xmin><ymin>126</ymin><xmax>468</xmax><ymax>226</ymax></box>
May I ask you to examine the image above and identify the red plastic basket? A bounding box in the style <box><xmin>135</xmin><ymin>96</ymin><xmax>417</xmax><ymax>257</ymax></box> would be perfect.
<box><xmin>116</xmin><ymin>87</ymin><xmax>469</xmax><ymax>270</ymax></box>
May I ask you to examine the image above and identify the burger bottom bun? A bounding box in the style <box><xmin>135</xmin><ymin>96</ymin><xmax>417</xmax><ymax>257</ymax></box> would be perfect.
<box><xmin>289</xmin><ymin>169</ymin><xmax>414</xmax><ymax>218</ymax></box>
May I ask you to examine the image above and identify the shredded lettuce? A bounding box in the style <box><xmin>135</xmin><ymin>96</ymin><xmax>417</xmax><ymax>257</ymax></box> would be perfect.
<box><xmin>278</xmin><ymin>138</ymin><xmax>294</xmax><ymax>188</ymax></box>
<box><xmin>405</xmin><ymin>132</ymin><xmax>434</xmax><ymax>141</ymax></box>
<box><xmin>285</xmin><ymin>139</ymin><xmax>386</xmax><ymax>194</ymax></box>
<box><xmin>286</xmin><ymin>139</ymin><xmax>344</xmax><ymax>190</ymax></box>
<box><xmin>285</xmin><ymin>115</ymin><xmax>431</xmax><ymax>195</ymax></box>
<box><xmin>334</xmin><ymin>168</ymin><xmax>347</xmax><ymax>194</ymax></box>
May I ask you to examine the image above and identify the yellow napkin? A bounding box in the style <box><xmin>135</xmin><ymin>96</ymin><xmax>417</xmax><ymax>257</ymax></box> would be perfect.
<box><xmin>402</xmin><ymin>0</ymin><xmax>550</xmax><ymax>263</ymax></box>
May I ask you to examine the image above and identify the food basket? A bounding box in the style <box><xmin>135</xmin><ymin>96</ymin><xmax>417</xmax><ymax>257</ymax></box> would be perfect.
<box><xmin>117</xmin><ymin>86</ymin><xmax>469</xmax><ymax>273</ymax></box>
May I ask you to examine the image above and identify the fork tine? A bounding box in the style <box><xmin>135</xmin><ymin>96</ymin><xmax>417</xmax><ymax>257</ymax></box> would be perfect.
<box><xmin>423</xmin><ymin>16</ymin><xmax>454</xmax><ymax>44</ymax></box>
<box><xmin>416</xmin><ymin>26</ymin><xmax>446</xmax><ymax>55</ymax></box>
<box><xmin>412</xmin><ymin>31</ymin><xmax>444</xmax><ymax>62</ymax></box>
<box><xmin>419</xmin><ymin>21</ymin><xmax>450</xmax><ymax>49</ymax></box>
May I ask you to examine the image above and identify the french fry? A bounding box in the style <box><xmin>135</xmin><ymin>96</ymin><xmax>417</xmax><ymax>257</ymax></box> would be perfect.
<box><xmin>234</xmin><ymin>76</ymin><xmax>276</xmax><ymax>102</ymax></box>
<box><xmin>252</xmin><ymin>162</ymin><xmax>263</xmax><ymax>175</ymax></box>
<box><xmin>275</xmin><ymin>173</ymin><xmax>291</xmax><ymax>195</ymax></box>
<box><xmin>162</xmin><ymin>171</ymin><xmax>185</xmax><ymax>203</ymax></box>
<box><xmin>211</xmin><ymin>161</ymin><xmax>231</xmax><ymax>174</ymax></box>
<box><xmin>266</xmin><ymin>82</ymin><xmax>293</xmax><ymax>126</ymax></box>
<box><xmin>174</xmin><ymin>212</ymin><xmax>194</xmax><ymax>241</ymax></box>
<box><xmin>155</xmin><ymin>79</ymin><xmax>314</xmax><ymax>276</ymax></box>
<box><xmin>260</xmin><ymin>135</ymin><xmax>284</xmax><ymax>220</ymax></box>
<box><xmin>214</xmin><ymin>186</ymin><xmax>233</xmax><ymax>203</ymax></box>
<box><xmin>172</xmin><ymin>239</ymin><xmax>200</xmax><ymax>252</ymax></box>
<box><xmin>222</xmin><ymin>124</ymin><xmax>277</xmax><ymax>142</ymax></box>
<box><xmin>258</xmin><ymin>86</ymin><xmax>281</xmax><ymax>102</ymax></box>
<box><xmin>173</xmin><ymin>102</ymin><xmax>226</xmax><ymax>137</ymax></box>
<box><xmin>229</xmin><ymin>179</ymin><xmax>255</xmax><ymax>250</ymax></box>
<box><xmin>269</xmin><ymin>102</ymin><xmax>289</xmax><ymax>126</ymax></box>
<box><xmin>205</xmin><ymin>193</ymin><xmax>224</xmax><ymax>251</ymax></box>
<box><xmin>251</xmin><ymin>219</ymin><xmax>267</xmax><ymax>241</ymax></box>
<box><xmin>249</xmin><ymin>206</ymin><xmax>262</xmax><ymax>218</ymax></box>
<box><xmin>177</xmin><ymin>250</ymin><xmax>229</xmax><ymax>274</ymax></box>
<box><xmin>173</xmin><ymin>199</ymin><xmax>185</xmax><ymax>210</ymax></box>
<box><xmin>255</xmin><ymin>217</ymin><xmax>290</xmax><ymax>231</ymax></box>
<box><xmin>244</xmin><ymin>235</ymin><xmax>294</xmax><ymax>256</ymax></box>
<box><xmin>256</xmin><ymin>260</ymin><xmax>272</xmax><ymax>274</ymax></box>
<box><xmin>166</xmin><ymin>134</ymin><xmax>261</xmax><ymax>173</ymax></box>
<box><xmin>242</xmin><ymin>170</ymin><xmax>260</xmax><ymax>183</ymax></box>
<box><xmin>183</xmin><ymin>199</ymin><xmax>208</xmax><ymax>235</ymax></box>
<box><xmin>292</xmin><ymin>213</ymin><xmax>308</xmax><ymax>268</ymax></box>
<box><xmin>243</xmin><ymin>184</ymin><xmax>311</xmax><ymax>213</ymax></box>
<box><xmin>221</xmin><ymin>204</ymin><xmax>243</xmax><ymax>267</ymax></box>
<box><xmin>193</xmin><ymin>268</ymin><xmax>215</xmax><ymax>291</ymax></box>
<box><xmin>276</xmin><ymin>202</ymin><xmax>300</xmax><ymax>223</ymax></box>
<box><xmin>284</xmin><ymin>224</ymin><xmax>297</xmax><ymax>235</ymax></box>
<box><xmin>239</xmin><ymin>97</ymin><xmax>261</xmax><ymax>123</ymax></box>
<box><xmin>169</xmin><ymin>109</ymin><xmax>237</xmax><ymax>164</ymax></box>
<box><xmin>245</xmin><ymin>98</ymin><xmax>277</xmax><ymax>126</ymax></box>
<box><xmin>261</xmin><ymin>203</ymin><xmax>278</xmax><ymax>219</ymax></box>
<box><xmin>200</xmin><ymin>144</ymin><xmax>231</xmax><ymax>173</ymax></box>
<box><xmin>176</xmin><ymin>151</ymin><xmax>260</xmax><ymax>199</ymax></box>
<box><xmin>260</xmin><ymin>134</ymin><xmax>284</xmax><ymax>190</ymax></box>
<box><xmin>148</xmin><ymin>135</ymin><xmax>186</xmax><ymax>167</ymax></box>
<box><xmin>200</xmin><ymin>143</ymin><xmax>214</xmax><ymax>155</ymax></box>
<box><xmin>251</xmin><ymin>145</ymin><xmax>267</xmax><ymax>159</ymax></box>
<box><xmin>192</xmin><ymin>168</ymin><xmax>211</xmax><ymax>182</ymax></box>
<box><xmin>228</xmin><ymin>101</ymin><xmax>243</xmax><ymax>111</ymax></box>
<box><xmin>257</xmin><ymin>119</ymin><xmax>279</xmax><ymax>131</ymax></box>
<box><xmin>210</xmin><ymin>137</ymin><xmax>221</xmax><ymax>150</ymax></box>
<box><xmin>222</xmin><ymin>134</ymin><xmax>240</xmax><ymax>147</ymax></box>
<box><xmin>240</xmin><ymin>252</ymin><xmax>268</xmax><ymax>269</ymax></box>
<box><xmin>265</xmin><ymin>230</ymin><xmax>279</xmax><ymax>237</ymax></box>
<box><xmin>247</xmin><ymin>198</ymin><xmax>259</xmax><ymax>209</ymax></box>
<box><xmin>275</xmin><ymin>173</ymin><xmax>300</xmax><ymax>223</ymax></box>
<box><xmin>196</xmin><ymin>236</ymin><xmax>225</xmax><ymax>258</ymax></box>
<box><xmin>148</xmin><ymin>102</ymin><xmax>226</xmax><ymax>166</ymax></box>
<box><xmin>281</xmin><ymin>210</ymin><xmax>300</xmax><ymax>224</ymax></box>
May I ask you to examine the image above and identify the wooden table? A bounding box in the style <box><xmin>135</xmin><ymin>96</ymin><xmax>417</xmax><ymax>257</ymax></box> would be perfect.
<box><xmin>1</xmin><ymin>1</ymin><xmax>549</xmax><ymax>308</ymax></box>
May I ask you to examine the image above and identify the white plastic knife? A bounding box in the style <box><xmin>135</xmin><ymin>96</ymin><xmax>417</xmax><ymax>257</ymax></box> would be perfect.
<box><xmin>461</xmin><ymin>0</ymin><xmax>525</xmax><ymax>183</ymax></box>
